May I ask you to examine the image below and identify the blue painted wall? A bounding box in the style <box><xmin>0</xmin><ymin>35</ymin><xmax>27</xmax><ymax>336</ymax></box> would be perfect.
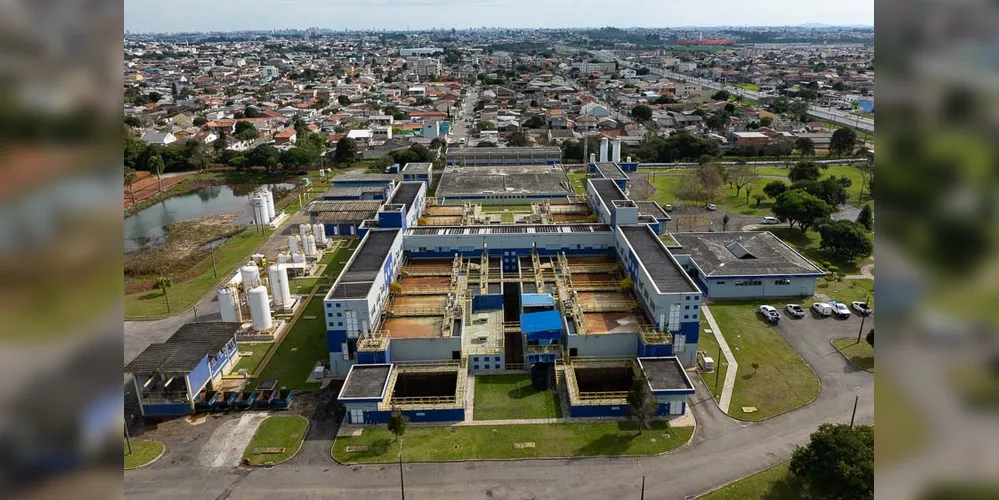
<box><xmin>357</xmin><ymin>351</ymin><xmax>387</xmax><ymax>364</ymax></box>
<box><xmin>364</xmin><ymin>408</ymin><xmax>465</xmax><ymax>424</ymax></box>
<box><xmin>655</xmin><ymin>401</ymin><xmax>686</xmax><ymax>416</ymax></box>
<box><xmin>472</xmin><ymin>294</ymin><xmax>504</xmax><ymax>312</ymax></box>
<box><xmin>142</xmin><ymin>402</ymin><xmax>193</xmax><ymax>417</ymax></box>
<box><xmin>187</xmin><ymin>357</ymin><xmax>211</xmax><ymax>396</ymax></box>
<box><xmin>327</xmin><ymin>329</ymin><xmax>348</xmax><ymax>354</ymax></box>
<box><xmin>679</xmin><ymin>321</ymin><xmax>699</xmax><ymax>344</ymax></box>
<box><xmin>378</xmin><ymin>210</ymin><xmax>405</xmax><ymax>229</ymax></box>
<box><xmin>569</xmin><ymin>404</ymin><xmax>629</xmax><ymax>418</ymax></box>
<box><xmin>637</xmin><ymin>342</ymin><xmax>673</xmax><ymax>358</ymax></box>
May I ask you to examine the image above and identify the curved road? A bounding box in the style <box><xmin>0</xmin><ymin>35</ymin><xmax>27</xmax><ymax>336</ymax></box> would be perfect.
<box><xmin>124</xmin><ymin>319</ymin><xmax>873</xmax><ymax>500</ymax></box>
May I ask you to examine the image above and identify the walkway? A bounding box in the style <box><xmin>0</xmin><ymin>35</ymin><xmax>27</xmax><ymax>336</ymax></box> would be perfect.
<box><xmin>844</xmin><ymin>263</ymin><xmax>874</xmax><ymax>280</ymax></box>
<box><xmin>700</xmin><ymin>305</ymin><xmax>738</xmax><ymax>413</ymax></box>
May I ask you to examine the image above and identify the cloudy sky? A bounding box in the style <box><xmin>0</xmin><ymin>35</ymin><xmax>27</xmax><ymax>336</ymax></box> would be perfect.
<box><xmin>125</xmin><ymin>0</ymin><xmax>873</xmax><ymax>33</ymax></box>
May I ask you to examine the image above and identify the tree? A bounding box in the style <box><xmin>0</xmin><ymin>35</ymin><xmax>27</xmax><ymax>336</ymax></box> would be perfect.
<box><xmin>243</xmin><ymin>106</ymin><xmax>261</xmax><ymax>118</ymax></box>
<box><xmin>193</xmin><ymin>116</ymin><xmax>208</xmax><ymax>127</ymax></box>
<box><xmin>772</xmin><ymin>189</ymin><xmax>834</xmax><ymax>231</ymax></box>
<box><xmin>753</xmin><ymin>193</ymin><xmax>766</xmax><ymax>207</ymax></box>
<box><xmin>706</xmin><ymin>110</ymin><xmax>731</xmax><ymax>131</ymax></box>
<box><xmin>476</xmin><ymin>141</ymin><xmax>497</xmax><ymax>147</ymax></box>
<box><xmin>626</xmin><ymin>376</ymin><xmax>655</xmax><ymax>435</ymax></box>
<box><xmin>333</xmin><ymin>137</ymin><xmax>358</xmax><ymax>165</ymax></box>
<box><xmin>794</xmin><ymin>177</ymin><xmax>849</xmax><ymax>207</ymax></box>
<box><xmin>722</xmin><ymin>214</ymin><xmax>730</xmax><ymax>232</ymax></box>
<box><xmin>759</xmin><ymin>116</ymin><xmax>774</xmax><ymax>128</ymax></box>
<box><xmin>636</xmin><ymin>67</ymin><xmax>650</xmax><ymax>75</ymax></box>
<box><xmin>631</xmin><ymin>104</ymin><xmax>653</xmax><ymax>121</ymax></box>
<box><xmin>866</xmin><ymin>329</ymin><xmax>874</xmax><ymax>347</ymax></box>
<box><xmin>711</xmin><ymin>90</ymin><xmax>730</xmax><ymax>101</ymax></box>
<box><xmin>153</xmin><ymin>276</ymin><xmax>173</xmax><ymax>313</ymax></box>
<box><xmin>763</xmin><ymin>180</ymin><xmax>789</xmax><ymax>199</ymax></box>
<box><xmin>337</xmin><ymin>95</ymin><xmax>351</xmax><ymax>106</ymax></box>
<box><xmin>856</xmin><ymin>204</ymin><xmax>873</xmax><ymax>231</ymax></box>
<box><xmin>795</xmin><ymin>137</ymin><xmax>816</xmax><ymax>157</ymax></box>
<box><xmin>726</xmin><ymin>165</ymin><xmax>759</xmax><ymax>198</ymax></box>
<box><xmin>234</xmin><ymin>121</ymin><xmax>259</xmax><ymax>141</ymax></box>
<box><xmin>829</xmin><ymin>128</ymin><xmax>858</xmax><ymax>156</ymax></box>
<box><xmin>506</xmin><ymin>131</ymin><xmax>530</xmax><ymax>147</ymax></box>
<box><xmin>148</xmin><ymin>155</ymin><xmax>166</xmax><ymax>192</ymax></box>
<box><xmin>124</xmin><ymin>167</ymin><xmax>137</xmax><ymax>204</ymax></box>
<box><xmin>475</xmin><ymin>119</ymin><xmax>496</xmax><ymax>131</ymax></box>
<box><xmin>213</xmin><ymin>137</ymin><xmax>227</xmax><ymax>154</ymax></box>
<box><xmin>124</xmin><ymin>116</ymin><xmax>142</xmax><ymax>128</ymax></box>
<box><xmin>788</xmin><ymin>99</ymin><xmax>809</xmax><ymax>120</ymax></box>
<box><xmin>387</xmin><ymin>409</ymin><xmax>408</xmax><ymax>442</ymax></box>
<box><xmin>817</xmin><ymin>220</ymin><xmax>874</xmax><ymax>262</ymax></box>
<box><xmin>522</xmin><ymin>115</ymin><xmax>545</xmax><ymax>129</ymax></box>
<box><xmin>789</xmin><ymin>161</ymin><xmax>821</xmax><ymax>182</ymax></box>
<box><xmin>247</xmin><ymin>144</ymin><xmax>280</xmax><ymax>171</ymax></box>
<box><xmin>148</xmin><ymin>91</ymin><xmax>163</xmax><ymax>103</ymax></box>
<box><xmin>789</xmin><ymin>423</ymin><xmax>873</xmax><ymax>500</ymax></box>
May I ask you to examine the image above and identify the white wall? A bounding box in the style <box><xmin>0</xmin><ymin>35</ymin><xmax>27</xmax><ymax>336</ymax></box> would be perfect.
<box><xmin>403</xmin><ymin>229</ymin><xmax>616</xmax><ymax>254</ymax></box>
<box><xmin>568</xmin><ymin>332</ymin><xmax>638</xmax><ymax>357</ymax></box>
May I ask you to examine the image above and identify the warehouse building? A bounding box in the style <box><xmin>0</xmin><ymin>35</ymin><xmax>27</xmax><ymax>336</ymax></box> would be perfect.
<box><xmin>446</xmin><ymin>146</ymin><xmax>562</xmax><ymax>166</ymax></box>
<box><xmin>435</xmin><ymin>165</ymin><xmax>575</xmax><ymax>202</ymax></box>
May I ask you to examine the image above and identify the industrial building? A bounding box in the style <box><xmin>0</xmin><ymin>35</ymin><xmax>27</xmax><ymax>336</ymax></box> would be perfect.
<box><xmin>445</xmin><ymin>146</ymin><xmax>562</xmax><ymax>166</ymax></box>
<box><xmin>326</xmin><ymin>156</ymin><xmax>824</xmax><ymax>423</ymax></box>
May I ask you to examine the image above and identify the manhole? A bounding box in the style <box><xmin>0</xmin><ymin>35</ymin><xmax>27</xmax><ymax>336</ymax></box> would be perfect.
<box><xmin>453</xmin><ymin>444</ymin><xmax>460</xmax><ymax>450</ymax></box>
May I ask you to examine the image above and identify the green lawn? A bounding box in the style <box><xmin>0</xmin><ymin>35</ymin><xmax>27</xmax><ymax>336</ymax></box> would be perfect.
<box><xmin>480</xmin><ymin>204</ymin><xmax>533</xmax><ymax>213</ymax></box>
<box><xmin>696</xmin><ymin>319</ymin><xmax>730</xmax><ymax>402</ymax></box>
<box><xmin>333</xmin><ymin>421</ymin><xmax>693</xmax><ymax>463</ymax></box>
<box><xmin>254</xmin><ymin>243</ymin><xmax>357</xmax><ymax>390</ymax></box>
<box><xmin>473</xmin><ymin>374</ymin><xmax>562</xmax><ymax>420</ymax></box>
<box><xmin>125</xmin><ymin>228</ymin><xmax>274</xmax><ymax>319</ymax></box>
<box><xmin>233</xmin><ymin>342</ymin><xmax>272</xmax><ymax>374</ymax></box>
<box><xmin>832</xmin><ymin>338</ymin><xmax>874</xmax><ymax>372</ymax></box>
<box><xmin>699</xmin><ymin>463</ymin><xmax>803</xmax><ymax>500</ymax></box>
<box><xmin>707</xmin><ymin>303</ymin><xmax>820</xmax><ymax>420</ymax></box>
<box><xmin>290</xmin><ymin>277</ymin><xmax>323</xmax><ymax>294</ymax></box>
<box><xmin>811</xmin><ymin>278</ymin><xmax>874</xmax><ymax>307</ymax></box>
<box><xmin>124</xmin><ymin>440</ymin><xmax>165</xmax><ymax>469</ymax></box>
<box><xmin>568</xmin><ymin>171</ymin><xmax>591</xmax><ymax>195</ymax></box>
<box><xmin>761</xmin><ymin>227</ymin><xmax>869</xmax><ymax>275</ymax></box>
<box><xmin>732</xmin><ymin>83</ymin><xmax>761</xmax><ymax>92</ymax></box>
<box><xmin>322</xmin><ymin>240</ymin><xmax>360</xmax><ymax>278</ymax></box>
<box><xmin>241</xmin><ymin>415</ymin><xmax>309</xmax><ymax>466</ymax></box>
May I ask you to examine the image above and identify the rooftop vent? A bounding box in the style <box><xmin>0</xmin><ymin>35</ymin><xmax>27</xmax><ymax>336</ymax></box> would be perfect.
<box><xmin>726</xmin><ymin>241</ymin><xmax>756</xmax><ymax>260</ymax></box>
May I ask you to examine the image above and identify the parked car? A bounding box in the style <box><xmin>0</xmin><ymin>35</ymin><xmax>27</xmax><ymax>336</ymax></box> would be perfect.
<box><xmin>828</xmin><ymin>301</ymin><xmax>852</xmax><ymax>318</ymax></box>
<box><xmin>663</xmin><ymin>204</ymin><xmax>674</xmax><ymax>212</ymax></box>
<box><xmin>706</xmin><ymin>203</ymin><xmax>717</xmax><ymax>211</ymax></box>
<box><xmin>757</xmin><ymin>305</ymin><xmax>781</xmax><ymax>324</ymax></box>
<box><xmin>785</xmin><ymin>304</ymin><xmax>806</xmax><ymax>319</ymax></box>
<box><xmin>812</xmin><ymin>302</ymin><xmax>833</xmax><ymax>317</ymax></box>
<box><xmin>762</xmin><ymin>216</ymin><xmax>779</xmax><ymax>225</ymax></box>
<box><xmin>851</xmin><ymin>301</ymin><xmax>872</xmax><ymax>316</ymax></box>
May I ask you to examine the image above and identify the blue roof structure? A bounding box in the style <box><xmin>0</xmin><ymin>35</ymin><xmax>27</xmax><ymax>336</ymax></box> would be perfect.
<box><xmin>520</xmin><ymin>310</ymin><xmax>563</xmax><ymax>335</ymax></box>
<box><xmin>521</xmin><ymin>293</ymin><xmax>555</xmax><ymax>308</ymax></box>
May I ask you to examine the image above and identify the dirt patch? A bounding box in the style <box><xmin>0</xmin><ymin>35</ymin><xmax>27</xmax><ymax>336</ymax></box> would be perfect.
<box><xmin>198</xmin><ymin>412</ymin><xmax>268</xmax><ymax>468</ymax></box>
<box><xmin>384</xmin><ymin>316</ymin><xmax>443</xmax><ymax>338</ymax></box>
<box><xmin>124</xmin><ymin>214</ymin><xmax>242</xmax><ymax>278</ymax></box>
<box><xmin>582</xmin><ymin>311</ymin><xmax>642</xmax><ymax>334</ymax></box>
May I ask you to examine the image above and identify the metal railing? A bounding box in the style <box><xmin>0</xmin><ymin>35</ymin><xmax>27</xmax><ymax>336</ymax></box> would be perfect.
<box><xmin>525</xmin><ymin>344</ymin><xmax>562</xmax><ymax>354</ymax></box>
<box><xmin>579</xmin><ymin>300</ymin><xmax>637</xmax><ymax>313</ymax></box>
<box><xmin>572</xmin><ymin>281</ymin><xmax>624</xmax><ymax>291</ymax></box>
<box><xmin>639</xmin><ymin>324</ymin><xmax>671</xmax><ymax>345</ymax></box>
<box><xmin>357</xmin><ymin>330</ymin><xmax>390</xmax><ymax>351</ymax></box>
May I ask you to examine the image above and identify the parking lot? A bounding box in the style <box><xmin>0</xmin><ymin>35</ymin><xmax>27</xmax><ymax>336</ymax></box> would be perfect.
<box><xmin>771</xmin><ymin>302</ymin><xmax>875</xmax><ymax>379</ymax></box>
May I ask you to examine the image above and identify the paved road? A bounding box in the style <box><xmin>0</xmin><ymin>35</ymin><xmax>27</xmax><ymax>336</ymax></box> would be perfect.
<box><xmin>448</xmin><ymin>83</ymin><xmax>479</xmax><ymax>145</ymax></box>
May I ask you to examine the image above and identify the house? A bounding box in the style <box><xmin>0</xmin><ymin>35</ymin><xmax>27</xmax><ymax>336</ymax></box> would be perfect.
<box><xmin>731</xmin><ymin>131</ymin><xmax>770</xmax><ymax>148</ymax></box>
<box><xmin>545</xmin><ymin>108</ymin><xmax>568</xmax><ymax>129</ymax></box>
<box><xmin>575</xmin><ymin>114</ymin><xmax>598</xmax><ymax>132</ymax></box>
<box><xmin>544</xmin><ymin>128</ymin><xmax>579</xmax><ymax>145</ymax></box>
<box><xmin>274</xmin><ymin>128</ymin><xmax>298</xmax><ymax>145</ymax></box>
<box><xmin>580</xmin><ymin>102</ymin><xmax>611</xmax><ymax>117</ymax></box>
<box><xmin>191</xmin><ymin>131</ymin><xmax>219</xmax><ymax>145</ymax></box>
<box><xmin>140</xmin><ymin>131</ymin><xmax>177</xmax><ymax>146</ymax></box>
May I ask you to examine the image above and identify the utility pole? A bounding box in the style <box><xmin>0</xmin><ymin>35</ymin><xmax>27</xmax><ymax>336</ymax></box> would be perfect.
<box><xmin>850</xmin><ymin>395</ymin><xmax>859</xmax><ymax>428</ymax></box>
<box><xmin>640</xmin><ymin>475</ymin><xmax>646</xmax><ymax>500</ymax></box>
<box><xmin>398</xmin><ymin>437</ymin><xmax>406</xmax><ymax>500</ymax></box>
<box><xmin>125</xmin><ymin>421</ymin><xmax>133</xmax><ymax>455</ymax></box>
<box><xmin>856</xmin><ymin>310</ymin><xmax>868</xmax><ymax>344</ymax></box>
<box><xmin>211</xmin><ymin>245</ymin><xmax>218</xmax><ymax>279</ymax></box>
<box><xmin>193</xmin><ymin>305</ymin><xmax>200</xmax><ymax>323</ymax></box>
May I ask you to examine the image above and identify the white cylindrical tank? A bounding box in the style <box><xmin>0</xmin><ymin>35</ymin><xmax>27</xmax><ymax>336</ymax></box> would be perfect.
<box><xmin>240</xmin><ymin>264</ymin><xmax>261</xmax><ymax>289</ymax></box>
<box><xmin>292</xmin><ymin>252</ymin><xmax>306</xmax><ymax>264</ymax></box>
<box><xmin>599</xmin><ymin>137</ymin><xmax>609</xmax><ymax>162</ymax></box>
<box><xmin>299</xmin><ymin>223</ymin><xmax>311</xmax><ymax>239</ymax></box>
<box><xmin>247</xmin><ymin>286</ymin><xmax>273</xmax><ymax>331</ymax></box>
<box><xmin>304</xmin><ymin>234</ymin><xmax>317</xmax><ymax>258</ymax></box>
<box><xmin>272</xmin><ymin>265</ymin><xmax>292</xmax><ymax>307</ymax></box>
<box><xmin>589</xmin><ymin>152</ymin><xmax>596</xmax><ymax>164</ymax></box>
<box><xmin>277</xmin><ymin>252</ymin><xmax>290</xmax><ymax>264</ymax></box>
<box><xmin>318</xmin><ymin>169</ymin><xmax>326</xmax><ymax>178</ymax></box>
<box><xmin>263</xmin><ymin>189</ymin><xmax>276</xmax><ymax>221</ymax></box>
<box><xmin>251</xmin><ymin>196</ymin><xmax>268</xmax><ymax>227</ymax></box>
<box><xmin>288</xmin><ymin>234</ymin><xmax>300</xmax><ymax>254</ymax></box>
<box><xmin>312</xmin><ymin>223</ymin><xmax>327</xmax><ymax>246</ymax></box>
<box><xmin>218</xmin><ymin>287</ymin><xmax>242</xmax><ymax>322</ymax></box>
<box><xmin>612</xmin><ymin>139</ymin><xmax>622</xmax><ymax>162</ymax></box>
<box><xmin>268</xmin><ymin>265</ymin><xmax>284</xmax><ymax>308</ymax></box>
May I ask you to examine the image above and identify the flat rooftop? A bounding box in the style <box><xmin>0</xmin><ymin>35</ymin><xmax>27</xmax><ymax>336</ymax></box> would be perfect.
<box><xmin>321</xmin><ymin>186</ymin><xmax>387</xmax><ymax>198</ymax></box>
<box><xmin>589</xmin><ymin>179</ymin><xmax>626</xmax><ymax>210</ymax></box>
<box><xmin>339</xmin><ymin>364</ymin><xmax>391</xmax><ymax>399</ymax></box>
<box><xmin>407</xmin><ymin>224</ymin><xmax>611</xmax><ymax>236</ymax></box>
<box><xmin>403</xmin><ymin>162</ymin><xmax>432</xmax><ymax>172</ymax></box>
<box><xmin>328</xmin><ymin>230</ymin><xmax>399</xmax><ymax>300</ymax></box>
<box><xmin>639</xmin><ymin>357</ymin><xmax>694</xmax><ymax>392</ymax></box>
<box><xmin>125</xmin><ymin>323</ymin><xmax>241</xmax><ymax>374</ymax></box>
<box><xmin>307</xmin><ymin>200</ymin><xmax>384</xmax><ymax>214</ymax></box>
<box><xmin>436</xmin><ymin>165</ymin><xmax>573</xmax><ymax>197</ymax></box>
<box><xmin>593</xmin><ymin>162</ymin><xmax>628</xmax><ymax>180</ymax></box>
<box><xmin>635</xmin><ymin>201</ymin><xmax>669</xmax><ymax>219</ymax></box>
<box><xmin>670</xmin><ymin>231</ymin><xmax>826</xmax><ymax>277</ymax></box>
<box><xmin>448</xmin><ymin>146</ymin><xmax>562</xmax><ymax>159</ymax></box>
<box><xmin>333</xmin><ymin>173</ymin><xmax>398</xmax><ymax>184</ymax></box>
<box><xmin>389</xmin><ymin>182</ymin><xmax>422</xmax><ymax>212</ymax></box>
<box><xmin>619</xmin><ymin>226</ymin><xmax>698</xmax><ymax>293</ymax></box>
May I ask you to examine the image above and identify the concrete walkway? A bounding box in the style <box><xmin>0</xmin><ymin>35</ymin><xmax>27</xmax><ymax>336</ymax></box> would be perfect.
<box><xmin>463</xmin><ymin>374</ymin><xmax>475</xmax><ymax>422</ymax></box>
<box><xmin>701</xmin><ymin>305</ymin><xmax>738</xmax><ymax>413</ymax></box>
<box><xmin>844</xmin><ymin>262</ymin><xmax>874</xmax><ymax>280</ymax></box>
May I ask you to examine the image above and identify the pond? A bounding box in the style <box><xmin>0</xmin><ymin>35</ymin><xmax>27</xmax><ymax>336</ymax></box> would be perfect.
<box><xmin>124</xmin><ymin>182</ymin><xmax>295</xmax><ymax>252</ymax></box>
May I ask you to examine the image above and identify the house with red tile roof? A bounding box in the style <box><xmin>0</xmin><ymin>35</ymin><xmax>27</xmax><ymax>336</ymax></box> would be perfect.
<box><xmin>274</xmin><ymin>128</ymin><xmax>297</xmax><ymax>145</ymax></box>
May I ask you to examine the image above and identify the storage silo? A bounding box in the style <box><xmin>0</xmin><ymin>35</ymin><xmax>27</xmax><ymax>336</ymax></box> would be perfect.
<box><xmin>304</xmin><ymin>233</ymin><xmax>317</xmax><ymax>258</ymax></box>
<box><xmin>291</xmin><ymin>252</ymin><xmax>306</xmax><ymax>264</ymax></box>
<box><xmin>218</xmin><ymin>286</ymin><xmax>242</xmax><ymax>322</ymax></box>
<box><xmin>312</xmin><ymin>223</ymin><xmax>327</xmax><ymax>246</ymax></box>
<box><xmin>277</xmin><ymin>252</ymin><xmax>290</xmax><ymax>264</ymax></box>
<box><xmin>263</xmin><ymin>189</ymin><xmax>276</xmax><ymax>221</ymax></box>
<box><xmin>240</xmin><ymin>263</ymin><xmax>261</xmax><ymax>289</ymax></box>
<box><xmin>252</xmin><ymin>196</ymin><xmax>268</xmax><ymax>227</ymax></box>
<box><xmin>247</xmin><ymin>286</ymin><xmax>273</xmax><ymax>331</ymax></box>
<box><xmin>271</xmin><ymin>265</ymin><xmax>292</xmax><ymax>307</ymax></box>
<box><xmin>288</xmin><ymin>234</ymin><xmax>301</xmax><ymax>254</ymax></box>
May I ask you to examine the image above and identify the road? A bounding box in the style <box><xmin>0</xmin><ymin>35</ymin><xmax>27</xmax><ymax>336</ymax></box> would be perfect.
<box><xmin>448</xmin><ymin>82</ymin><xmax>479</xmax><ymax>145</ymax></box>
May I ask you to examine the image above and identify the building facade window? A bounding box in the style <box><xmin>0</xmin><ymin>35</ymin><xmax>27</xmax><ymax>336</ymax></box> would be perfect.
<box><xmin>774</xmin><ymin>279</ymin><xmax>791</xmax><ymax>285</ymax></box>
<box><xmin>734</xmin><ymin>280</ymin><xmax>763</xmax><ymax>286</ymax></box>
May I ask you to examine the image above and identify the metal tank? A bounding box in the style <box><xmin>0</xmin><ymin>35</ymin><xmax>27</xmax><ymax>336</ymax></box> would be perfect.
<box><xmin>247</xmin><ymin>286</ymin><xmax>273</xmax><ymax>331</ymax></box>
<box><xmin>240</xmin><ymin>263</ymin><xmax>261</xmax><ymax>289</ymax></box>
<box><xmin>218</xmin><ymin>286</ymin><xmax>242</xmax><ymax>322</ymax></box>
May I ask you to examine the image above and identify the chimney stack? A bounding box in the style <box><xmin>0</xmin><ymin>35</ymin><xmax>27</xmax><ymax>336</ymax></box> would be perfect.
<box><xmin>599</xmin><ymin>137</ymin><xmax>609</xmax><ymax>162</ymax></box>
<box><xmin>589</xmin><ymin>153</ymin><xmax>596</xmax><ymax>165</ymax></box>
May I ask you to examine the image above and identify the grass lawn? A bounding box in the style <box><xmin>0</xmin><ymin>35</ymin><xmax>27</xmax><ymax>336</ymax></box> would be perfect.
<box><xmin>333</xmin><ymin>421</ymin><xmax>693</xmax><ymax>463</ymax></box>
<box><xmin>124</xmin><ymin>440</ymin><xmax>165</xmax><ymax>469</ymax></box>
<box><xmin>233</xmin><ymin>342</ymin><xmax>272</xmax><ymax>374</ymax></box>
<box><xmin>708</xmin><ymin>303</ymin><xmax>820</xmax><ymax>420</ymax></box>
<box><xmin>568</xmin><ymin>171</ymin><xmax>591</xmax><ymax>195</ymax></box>
<box><xmin>761</xmin><ymin>227</ymin><xmax>869</xmax><ymax>275</ymax></box>
<box><xmin>322</xmin><ymin>240</ymin><xmax>359</xmax><ymax>278</ymax></box>
<box><xmin>254</xmin><ymin>243</ymin><xmax>358</xmax><ymax>390</ymax></box>
<box><xmin>481</xmin><ymin>204</ymin><xmax>533</xmax><ymax>213</ymax></box>
<box><xmin>732</xmin><ymin>83</ymin><xmax>761</xmax><ymax>92</ymax></box>
<box><xmin>832</xmin><ymin>338</ymin><xmax>874</xmax><ymax>372</ymax></box>
<box><xmin>811</xmin><ymin>278</ymin><xmax>874</xmax><ymax>308</ymax></box>
<box><xmin>241</xmin><ymin>415</ymin><xmax>309</xmax><ymax>466</ymax></box>
<box><xmin>697</xmin><ymin>319</ymin><xmax>730</xmax><ymax>401</ymax></box>
<box><xmin>699</xmin><ymin>462</ymin><xmax>803</xmax><ymax>500</ymax></box>
<box><xmin>473</xmin><ymin>374</ymin><xmax>562</xmax><ymax>420</ymax></box>
<box><xmin>875</xmin><ymin>371</ymin><xmax>926</xmax><ymax>467</ymax></box>
<box><xmin>125</xmin><ymin>228</ymin><xmax>273</xmax><ymax>319</ymax></box>
<box><xmin>290</xmin><ymin>277</ymin><xmax>323</xmax><ymax>294</ymax></box>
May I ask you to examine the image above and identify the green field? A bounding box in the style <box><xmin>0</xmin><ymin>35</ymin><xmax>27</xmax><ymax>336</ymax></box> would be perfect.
<box><xmin>568</xmin><ymin>171</ymin><xmax>591</xmax><ymax>195</ymax></box>
<box><xmin>241</xmin><ymin>415</ymin><xmax>309</xmax><ymax>466</ymax></box>
<box><xmin>233</xmin><ymin>342</ymin><xmax>272</xmax><ymax>374</ymax></box>
<box><xmin>832</xmin><ymin>338</ymin><xmax>875</xmax><ymax>372</ymax></box>
<box><xmin>811</xmin><ymin>278</ymin><xmax>874</xmax><ymax>307</ymax></box>
<box><xmin>124</xmin><ymin>228</ymin><xmax>273</xmax><ymax>319</ymax></box>
<box><xmin>699</xmin><ymin>463</ymin><xmax>802</xmax><ymax>500</ymax></box>
<box><xmin>696</xmin><ymin>319</ymin><xmax>730</xmax><ymax>402</ymax></box>
<box><xmin>473</xmin><ymin>374</ymin><xmax>562</xmax><ymax>420</ymax></box>
<box><xmin>124</xmin><ymin>440</ymin><xmax>165</xmax><ymax>469</ymax></box>
<box><xmin>333</xmin><ymin>421</ymin><xmax>693</xmax><ymax>463</ymax></box>
<box><xmin>761</xmin><ymin>227</ymin><xmax>871</xmax><ymax>275</ymax></box>
<box><xmin>707</xmin><ymin>303</ymin><xmax>820</xmax><ymax>420</ymax></box>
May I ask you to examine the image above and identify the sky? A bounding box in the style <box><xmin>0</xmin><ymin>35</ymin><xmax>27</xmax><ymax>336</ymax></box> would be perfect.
<box><xmin>124</xmin><ymin>0</ymin><xmax>873</xmax><ymax>33</ymax></box>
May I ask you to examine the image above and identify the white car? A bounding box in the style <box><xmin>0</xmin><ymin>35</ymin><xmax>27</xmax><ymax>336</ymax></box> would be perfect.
<box><xmin>706</xmin><ymin>203</ymin><xmax>717</xmax><ymax>211</ymax></box>
<box><xmin>828</xmin><ymin>301</ymin><xmax>852</xmax><ymax>319</ymax></box>
<box><xmin>757</xmin><ymin>305</ymin><xmax>781</xmax><ymax>323</ymax></box>
<box><xmin>851</xmin><ymin>301</ymin><xmax>872</xmax><ymax>316</ymax></box>
<box><xmin>762</xmin><ymin>216</ymin><xmax>779</xmax><ymax>225</ymax></box>
<box><xmin>812</xmin><ymin>302</ymin><xmax>833</xmax><ymax>317</ymax></box>
<box><xmin>785</xmin><ymin>304</ymin><xmax>806</xmax><ymax>318</ymax></box>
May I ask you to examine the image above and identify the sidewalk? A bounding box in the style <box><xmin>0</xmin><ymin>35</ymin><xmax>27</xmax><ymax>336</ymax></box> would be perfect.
<box><xmin>701</xmin><ymin>305</ymin><xmax>738</xmax><ymax>413</ymax></box>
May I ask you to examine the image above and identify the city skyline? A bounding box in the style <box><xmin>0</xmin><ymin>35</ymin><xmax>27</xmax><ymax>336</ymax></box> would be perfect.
<box><xmin>125</xmin><ymin>0</ymin><xmax>873</xmax><ymax>34</ymax></box>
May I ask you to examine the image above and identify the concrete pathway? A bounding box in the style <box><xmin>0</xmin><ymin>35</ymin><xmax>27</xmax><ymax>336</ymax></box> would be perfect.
<box><xmin>700</xmin><ymin>305</ymin><xmax>738</xmax><ymax>413</ymax></box>
<box><xmin>844</xmin><ymin>262</ymin><xmax>874</xmax><ymax>280</ymax></box>
<box><xmin>198</xmin><ymin>413</ymin><xmax>269</xmax><ymax>468</ymax></box>
<box><xmin>463</xmin><ymin>374</ymin><xmax>475</xmax><ymax>423</ymax></box>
